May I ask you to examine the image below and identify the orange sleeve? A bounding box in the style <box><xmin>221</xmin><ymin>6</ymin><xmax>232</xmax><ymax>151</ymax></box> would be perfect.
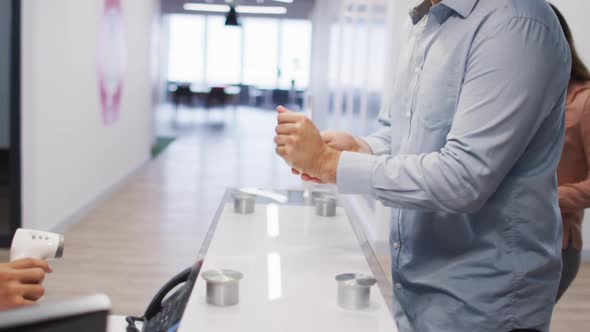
<box><xmin>559</xmin><ymin>93</ymin><xmax>590</xmax><ymax>212</ymax></box>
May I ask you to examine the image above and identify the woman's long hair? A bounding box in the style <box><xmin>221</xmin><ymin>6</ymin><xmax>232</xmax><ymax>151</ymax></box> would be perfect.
<box><xmin>550</xmin><ymin>3</ymin><xmax>590</xmax><ymax>83</ymax></box>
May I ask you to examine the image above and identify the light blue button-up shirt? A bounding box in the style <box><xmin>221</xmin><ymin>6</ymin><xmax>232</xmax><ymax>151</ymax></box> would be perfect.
<box><xmin>337</xmin><ymin>0</ymin><xmax>571</xmax><ymax>331</ymax></box>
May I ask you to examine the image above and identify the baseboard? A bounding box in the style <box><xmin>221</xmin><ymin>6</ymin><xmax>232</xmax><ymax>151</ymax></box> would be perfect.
<box><xmin>51</xmin><ymin>158</ymin><xmax>150</xmax><ymax>234</ymax></box>
<box><xmin>583</xmin><ymin>249</ymin><xmax>590</xmax><ymax>263</ymax></box>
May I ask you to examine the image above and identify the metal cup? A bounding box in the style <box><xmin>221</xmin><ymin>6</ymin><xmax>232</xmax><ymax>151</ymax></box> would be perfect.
<box><xmin>287</xmin><ymin>190</ymin><xmax>304</xmax><ymax>203</ymax></box>
<box><xmin>335</xmin><ymin>273</ymin><xmax>377</xmax><ymax>310</ymax></box>
<box><xmin>315</xmin><ymin>196</ymin><xmax>337</xmax><ymax>217</ymax></box>
<box><xmin>233</xmin><ymin>191</ymin><xmax>256</xmax><ymax>214</ymax></box>
<box><xmin>202</xmin><ymin>270</ymin><xmax>244</xmax><ymax>307</ymax></box>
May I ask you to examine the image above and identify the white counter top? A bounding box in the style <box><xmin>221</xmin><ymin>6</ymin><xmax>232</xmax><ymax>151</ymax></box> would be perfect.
<box><xmin>178</xmin><ymin>200</ymin><xmax>397</xmax><ymax>332</ymax></box>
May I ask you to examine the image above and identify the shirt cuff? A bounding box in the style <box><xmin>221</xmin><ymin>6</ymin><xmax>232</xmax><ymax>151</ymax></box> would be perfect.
<box><xmin>336</xmin><ymin>151</ymin><xmax>378</xmax><ymax>195</ymax></box>
<box><xmin>361</xmin><ymin>136</ymin><xmax>389</xmax><ymax>155</ymax></box>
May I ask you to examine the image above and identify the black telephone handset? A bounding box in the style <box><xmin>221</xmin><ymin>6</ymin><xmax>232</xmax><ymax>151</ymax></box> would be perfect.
<box><xmin>126</xmin><ymin>267</ymin><xmax>192</xmax><ymax>332</ymax></box>
<box><xmin>144</xmin><ymin>267</ymin><xmax>192</xmax><ymax>320</ymax></box>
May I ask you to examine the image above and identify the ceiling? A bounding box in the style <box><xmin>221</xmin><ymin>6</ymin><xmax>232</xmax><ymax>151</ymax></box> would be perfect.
<box><xmin>162</xmin><ymin>0</ymin><xmax>317</xmax><ymax>20</ymax></box>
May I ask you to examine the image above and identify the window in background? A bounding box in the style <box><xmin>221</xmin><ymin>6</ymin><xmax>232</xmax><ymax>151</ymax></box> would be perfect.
<box><xmin>167</xmin><ymin>15</ymin><xmax>205</xmax><ymax>84</ymax></box>
<box><xmin>166</xmin><ymin>15</ymin><xmax>311</xmax><ymax>89</ymax></box>
<box><xmin>279</xmin><ymin>20</ymin><xmax>312</xmax><ymax>89</ymax></box>
<box><xmin>242</xmin><ymin>18</ymin><xmax>279</xmax><ymax>88</ymax></box>
<box><xmin>206</xmin><ymin>16</ymin><xmax>242</xmax><ymax>86</ymax></box>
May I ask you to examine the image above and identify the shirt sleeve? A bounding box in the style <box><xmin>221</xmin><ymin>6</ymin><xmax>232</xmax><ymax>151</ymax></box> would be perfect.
<box><xmin>337</xmin><ymin>17</ymin><xmax>570</xmax><ymax>213</ymax></box>
<box><xmin>558</xmin><ymin>95</ymin><xmax>590</xmax><ymax>212</ymax></box>
<box><xmin>360</xmin><ymin>125</ymin><xmax>391</xmax><ymax>156</ymax></box>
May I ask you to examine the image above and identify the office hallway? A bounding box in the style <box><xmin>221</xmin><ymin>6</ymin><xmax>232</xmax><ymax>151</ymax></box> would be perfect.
<box><xmin>0</xmin><ymin>106</ymin><xmax>588</xmax><ymax>330</ymax></box>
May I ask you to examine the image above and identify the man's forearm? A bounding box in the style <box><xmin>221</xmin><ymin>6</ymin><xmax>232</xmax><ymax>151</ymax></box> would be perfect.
<box><xmin>558</xmin><ymin>182</ymin><xmax>590</xmax><ymax>212</ymax></box>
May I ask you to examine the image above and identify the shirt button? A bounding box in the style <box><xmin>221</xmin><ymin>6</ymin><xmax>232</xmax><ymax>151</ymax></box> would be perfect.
<box><xmin>405</xmin><ymin>111</ymin><xmax>411</xmax><ymax>118</ymax></box>
<box><xmin>393</xmin><ymin>242</ymin><xmax>400</xmax><ymax>250</ymax></box>
<box><xmin>415</xmin><ymin>66</ymin><xmax>421</xmax><ymax>73</ymax></box>
<box><xmin>396</xmin><ymin>283</ymin><xmax>402</xmax><ymax>289</ymax></box>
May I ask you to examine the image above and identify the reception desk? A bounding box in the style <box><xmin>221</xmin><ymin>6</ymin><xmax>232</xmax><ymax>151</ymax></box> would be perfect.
<box><xmin>109</xmin><ymin>189</ymin><xmax>396</xmax><ymax>332</ymax></box>
<box><xmin>177</xmin><ymin>189</ymin><xmax>396</xmax><ymax>332</ymax></box>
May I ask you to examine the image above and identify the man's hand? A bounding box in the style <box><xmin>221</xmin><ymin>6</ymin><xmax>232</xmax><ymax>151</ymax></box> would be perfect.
<box><xmin>274</xmin><ymin>106</ymin><xmax>341</xmax><ymax>183</ymax></box>
<box><xmin>321</xmin><ymin>131</ymin><xmax>372</xmax><ymax>154</ymax></box>
<box><xmin>0</xmin><ymin>258</ymin><xmax>52</xmax><ymax>310</ymax></box>
<box><xmin>289</xmin><ymin>130</ymin><xmax>373</xmax><ymax>183</ymax></box>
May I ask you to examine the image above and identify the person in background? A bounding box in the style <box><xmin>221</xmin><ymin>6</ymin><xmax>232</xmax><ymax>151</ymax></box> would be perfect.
<box><xmin>550</xmin><ymin>3</ymin><xmax>590</xmax><ymax>302</ymax></box>
<box><xmin>0</xmin><ymin>258</ymin><xmax>52</xmax><ymax>310</ymax></box>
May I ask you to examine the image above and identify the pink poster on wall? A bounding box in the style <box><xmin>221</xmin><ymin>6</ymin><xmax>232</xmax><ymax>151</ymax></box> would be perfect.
<box><xmin>98</xmin><ymin>0</ymin><xmax>127</xmax><ymax>126</ymax></box>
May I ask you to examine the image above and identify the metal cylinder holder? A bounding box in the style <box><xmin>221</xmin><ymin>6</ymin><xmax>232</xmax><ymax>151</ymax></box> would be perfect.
<box><xmin>315</xmin><ymin>195</ymin><xmax>337</xmax><ymax>217</ymax></box>
<box><xmin>335</xmin><ymin>274</ymin><xmax>377</xmax><ymax>311</ymax></box>
<box><xmin>202</xmin><ymin>270</ymin><xmax>244</xmax><ymax>307</ymax></box>
<box><xmin>233</xmin><ymin>191</ymin><xmax>256</xmax><ymax>214</ymax></box>
<box><xmin>287</xmin><ymin>190</ymin><xmax>304</xmax><ymax>203</ymax></box>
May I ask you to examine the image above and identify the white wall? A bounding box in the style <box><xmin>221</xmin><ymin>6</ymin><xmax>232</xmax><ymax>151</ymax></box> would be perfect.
<box><xmin>0</xmin><ymin>0</ymin><xmax>11</xmax><ymax>149</ymax></box>
<box><xmin>551</xmin><ymin>0</ymin><xmax>590</xmax><ymax>256</ymax></box>
<box><xmin>551</xmin><ymin>0</ymin><xmax>590</xmax><ymax>64</ymax></box>
<box><xmin>21</xmin><ymin>0</ymin><xmax>160</xmax><ymax>231</ymax></box>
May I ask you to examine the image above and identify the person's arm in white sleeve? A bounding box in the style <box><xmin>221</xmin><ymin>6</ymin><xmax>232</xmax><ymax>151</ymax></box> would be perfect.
<box><xmin>360</xmin><ymin>125</ymin><xmax>392</xmax><ymax>156</ymax></box>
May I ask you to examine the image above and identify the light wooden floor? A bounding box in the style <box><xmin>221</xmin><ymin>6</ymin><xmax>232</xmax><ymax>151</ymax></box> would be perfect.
<box><xmin>1</xmin><ymin>107</ymin><xmax>589</xmax><ymax>330</ymax></box>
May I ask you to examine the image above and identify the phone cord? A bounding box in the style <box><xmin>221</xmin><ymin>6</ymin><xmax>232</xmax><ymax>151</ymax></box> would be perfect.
<box><xmin>126</xmin><ymin>315</ymin><xmax>145</xmax><ymax>332</ymax></box>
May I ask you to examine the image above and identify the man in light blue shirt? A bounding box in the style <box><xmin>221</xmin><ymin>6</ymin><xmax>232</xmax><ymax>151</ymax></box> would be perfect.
<box><xmin>274</xmin><ymin>0</ymin><xmax>571</xmax><ymax>331</ymax></box>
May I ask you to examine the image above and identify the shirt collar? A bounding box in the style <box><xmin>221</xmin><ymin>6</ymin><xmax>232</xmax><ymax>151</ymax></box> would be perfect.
<box><xmin>441</xmin><ymin>0</ymin><xmax>478</xmax><ymax>18</ymax></box>
<box><xmin>409</xmin><ymin>0</ymin><xmax>478</xmax><ymax>25</ymax></box>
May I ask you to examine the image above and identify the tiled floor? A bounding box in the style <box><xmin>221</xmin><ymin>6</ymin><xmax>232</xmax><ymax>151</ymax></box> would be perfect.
<box><xmin>0</xmin><ymin>105</ymin><xmax>588</xmax><ymax>330</ymax></box>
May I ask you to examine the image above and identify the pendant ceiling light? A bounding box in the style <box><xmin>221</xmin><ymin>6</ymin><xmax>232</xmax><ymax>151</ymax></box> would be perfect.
<box><xmin>225</xmin><ymin>6</ymin><xmax>240</xmax><ymax>26</ymax></box>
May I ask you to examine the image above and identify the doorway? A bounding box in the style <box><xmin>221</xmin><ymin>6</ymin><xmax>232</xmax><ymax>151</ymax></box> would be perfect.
<box><xmin>0</xmin><ymin>0</ymin><xmax>21</xmax><ymax>247</ymax></box>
